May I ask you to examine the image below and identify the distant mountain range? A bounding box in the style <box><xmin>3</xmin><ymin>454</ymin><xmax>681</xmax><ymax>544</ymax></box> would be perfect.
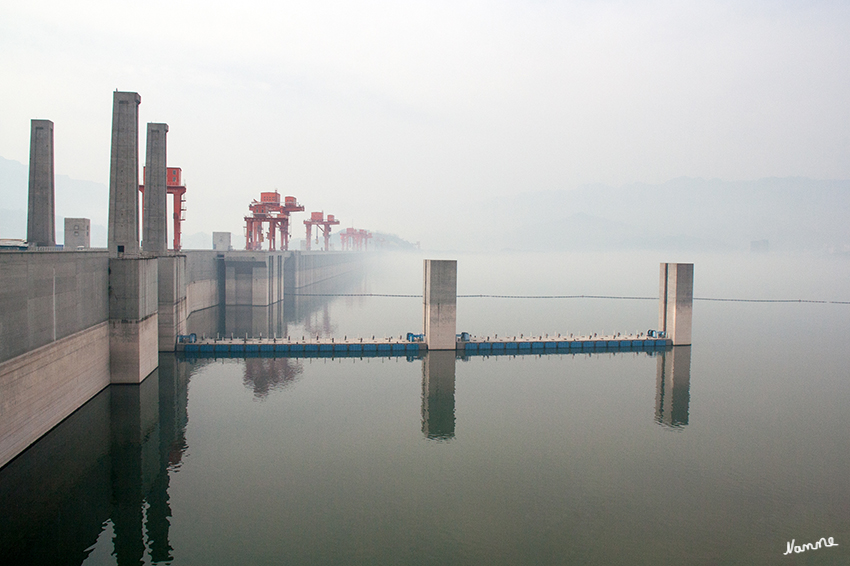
<box><xmin>3</xmin><ymin>155</ymin><xmax>848</xmax><ymax>252</ymax></box>
<box><xmin>476</xmin><ymin>177</ymin><xmax>850</xmax><ymax>253</ymax></box>
<box><xmin>0</xmin><ymin>155</ymin><xmax>109</xmax><ymax>246</ymax></box>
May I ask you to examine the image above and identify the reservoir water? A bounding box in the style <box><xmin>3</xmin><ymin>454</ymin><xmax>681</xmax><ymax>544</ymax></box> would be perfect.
<box><xmin>1</xmin><ymin>251</ymin><xmax>849</xmax><ymax>565</ymax></box>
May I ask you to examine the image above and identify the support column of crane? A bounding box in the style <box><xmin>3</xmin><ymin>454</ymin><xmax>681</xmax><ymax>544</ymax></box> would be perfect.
<box><xmin>304</xmin><ymin>212</ymin><xmax>340</xmax><ymax>251</ymax></box>
<box><xmin>244</xmin><ymin>191</ymin><xmax>304</xmax><ymax>251</ymax></box>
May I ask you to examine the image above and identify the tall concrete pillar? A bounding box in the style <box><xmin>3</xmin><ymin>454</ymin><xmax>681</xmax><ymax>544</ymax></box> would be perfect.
<box><xmin>27</xmin><ymin>119</ymin><xmax>55</xmax><ymax>247</ymax></box>
<box><xmin>421</xmin><ymin>351</ymin><xmax>456</xmax><ymax>440</ymax></box>
<box><xmin>423</xmin><ymin>259</ymin><xmax>457</xmax><ymax>350</ymax></box>
<box><xmin>659</xmin><ymin>263</ymin><xmax>694</xmax><ymax>346</ymax></box>
<box><xmin>655</xmin><ymin>346</ymin><xmax>691</xmax><ymax>428</ymax></box>
<box><xmin>143</xmin><ymin>123</ymin><xmax>168</xmax><ymax>254</ymax></box>
<box><xmin>108</xmin><ymin>91</ymin><xmax>141</xmax><ymax>257</ymax></box>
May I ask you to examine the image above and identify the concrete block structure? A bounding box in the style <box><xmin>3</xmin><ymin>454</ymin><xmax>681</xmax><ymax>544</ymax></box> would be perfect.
<box><xmin>157</xmin><ymin>255</ymin><xmax>187</xmax><ymax>351</ymax></box>
<box><xmin>64</xmin><ymin>218</ymin><xmax>91</xmax><ymax>249</ymax></box>
<box><xmin>213</xmin><ymin>232</ymin><xmax>232</xmax><ymax>251</ymax></box>
<box><xmin>659</xmin><ymin>263</ymin><xmax>694</xmax><ymax>346</ymax></box>
<box><xmin>27</xmin><ymin>119</ymin><xmax>55</xmax><ymax>247</ymax></box>
<box><xmin>421</xmin><ymin>351</ymin><xmax>456</xmax><ymax>440</ymax></box>
<box><xmin>108</xmin><ymin>92</ymin><xmax>141</xmax><ymax>258</ymax></box>
<box><xmin>108</xmin><ymin>257</ymin><xmax>158</xmax><ymax>383</ymax></box>
<box><xmin>423</xmin><ymin>259</ymin><xmax>457</xmax><ymax>350</ymax></box>
<box><xmin>142</xmin><ymin>123</ymin><xmax>168</xmax><ymax>254</ymax></box>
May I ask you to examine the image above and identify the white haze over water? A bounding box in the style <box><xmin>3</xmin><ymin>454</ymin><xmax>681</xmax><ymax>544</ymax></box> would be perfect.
<box><xmin>1</xmin><ymin>0</ymin><xmax>849</xmax><ymax>249</ymax></box>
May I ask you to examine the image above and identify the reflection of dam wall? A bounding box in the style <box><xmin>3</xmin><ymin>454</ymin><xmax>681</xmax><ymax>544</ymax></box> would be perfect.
<box><xmin>0</xmin><ymin>354</ymin><xmax>190</xmax><ymax>565</ymax></box>
<box><xmin>0</xmin><ymin>249</ymin><xmax>360</xmax><ymax>468</ymax></box>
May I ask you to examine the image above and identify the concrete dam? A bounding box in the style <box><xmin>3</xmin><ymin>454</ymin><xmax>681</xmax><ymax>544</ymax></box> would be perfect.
<box><xmin>0</xmin><ymin>90</ymin><xmax>365</xmax><ymax>469</ymax></box>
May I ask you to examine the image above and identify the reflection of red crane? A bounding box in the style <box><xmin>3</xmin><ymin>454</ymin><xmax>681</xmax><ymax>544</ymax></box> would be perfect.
<box><xmin>139</xmin><ymin>166</ymin><xmax>187</xmax><ymax>251</ymax></box>
<box><xmin>340</xmin><ymin>227</ymin><xmax>372</xmax><ymax>251</ymax></box>
<box><xmin>244</xmin><ymin>191</ymin><xmax>304</xmax><ymax>251</ymax></box>
<box><xmin>304</xmin><ymin>212</ymin><xmax>340</xmax><ymax>251</ymax></box>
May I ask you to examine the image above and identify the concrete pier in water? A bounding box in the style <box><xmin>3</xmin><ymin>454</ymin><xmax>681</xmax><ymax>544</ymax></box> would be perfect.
<box><xmin>423</xmin><ymin>259</ymin><xmax>457</xmax><ymax>350</ymax></box>
<box><xmin>659</xmin><ymin>263</ymin><xmax>694</xmax><ymax>346</ymax></box>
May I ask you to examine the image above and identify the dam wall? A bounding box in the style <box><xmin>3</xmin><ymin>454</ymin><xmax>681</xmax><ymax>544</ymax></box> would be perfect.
<box><xmin>0</xmin><ymin>251</ymin><xmax>109</xmax><ymax>365</ymax></box>
<box><xmin>0</xmin><ymin>249</ymin><xmax>361</xmax><ymax>468</ymax></box>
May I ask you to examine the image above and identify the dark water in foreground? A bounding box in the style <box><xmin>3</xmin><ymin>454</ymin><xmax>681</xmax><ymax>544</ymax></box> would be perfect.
<box><xmin>1</xmin><ymin>251</ymin><xmax>849</xmax><ymax>565</ymax></box>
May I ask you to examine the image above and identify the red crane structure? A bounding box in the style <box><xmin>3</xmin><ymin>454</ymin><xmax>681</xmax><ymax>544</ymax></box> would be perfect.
<box><xmin>244</xmin><ymin>191</ymin><xmax>304</xmax><ymax>251</ymax></box>
<box><xmin>304</xmin><ymin>212</ymin><xmax>340</xmax><ymax>251</ymax></box>
<box><xmin>340</xmin><ymin>227</ymin><xmax>372</xmax><ymax>251</ymax></box>
<box><xmin>139</xmin><ymin>166</ymin><xmax>187</xmax><ymax>251</ymax></box>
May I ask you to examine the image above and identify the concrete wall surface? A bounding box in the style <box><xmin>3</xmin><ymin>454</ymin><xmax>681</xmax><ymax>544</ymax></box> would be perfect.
<box><xmin>108</xmin><ymin>257</ymin><xmax>158</xmax><ymax>321</ymax></box>
<box><xmin>423</xmin><ymin>259</ymin><xmax>457</xmax><ymax>350</ymax></box>
<box><xmin>0</xmin><ymin>321</ymin><xmax>110</xmax><ymax>468</ymax></box>
<box><xmin>293</xmin><ymin>251</ymin><xmax>360</xmax><ymax>289</ymax></box>
<box><xmin>0</xmin><ymin>251</ymin><xmax>109</xmax><ymax>364</ymax></box>
<box><xmin>659</xmin><ymin>263</ymin><xmax>694</xmax><ymax>346</ymax></box>
<box><xmin>157</xmin><ymin>255</ymin><xmax>187</xmax><ymax>350</ymax></box>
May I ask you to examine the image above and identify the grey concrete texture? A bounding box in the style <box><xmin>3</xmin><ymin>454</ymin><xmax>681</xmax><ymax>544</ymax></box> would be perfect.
<box><xmin>108</xmin><ymin>92</ymin><xmax>141</xmax><ymax>257</ymax></box>
<box><xmin>212</xmin><ymin>232</ymin><xmax>232</xmax><ymax>251</ymax></box>
<box><xmin>423</xmin><ymin>259</ymin><xmax>457</xmax><ymax>350</ymax></box>
<box><xmin>109</xmin><ymin>315</ymin><xmax>158</xmax><ymax>384</ymax></box>
<box><xmin>0</xmin><ymin>251</ymin><xmax>109</xmax><ymax>364</ymax></box>
<box><xmin>108</xmin><ymin>257</ymin><xmax>158</xmax><ymax>321</ymax></box>
<box><xmin>64</xmin><ymin>218</ymin><xmax>91</xmax><ymax>249</ymax></box>
<box><xmin>659</xmin><ymin>262</ymin><xmax>694</xmax><ymax>346</ymax></box>
<box><xmin>27</xmin><ymin>119</ymin><xmax>55</xmax><ymax>247</ymax></box>
<box><xmin>143</xmin><ymin>123</ymin><xmax>168</xmax><ymax>254</ymax></box>
<box><xmin>0</xmin><ymin>322</ymin><xmax>110</xmax><ymax>468</ymax></box>
<box><xmin>157</xmin><ymin>255</ymin><xmax>187</xmax><ymax>350</ymax></box>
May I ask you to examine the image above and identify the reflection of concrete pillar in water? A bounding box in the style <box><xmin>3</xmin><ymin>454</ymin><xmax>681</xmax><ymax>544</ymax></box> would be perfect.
<box><xmin>146</xmin><ymin>354</ymin><xmax>190</xmax><ymax>563</ymax></box>
<box><xmin>423</xmin><ymin>260</ymin><xmax>457</xmax><ymax>350</ymax></box>
<box><xmin>659</xmin><ymin>263</ymin><xmax>694</xmax><ymax>346</ymax></box>
<box><xmin>421</xmin><ymin>351</ymin><xmax>456</xmax><ymax>440</ymax></box>
<box><xmin>27</xmin><ymin>119</ymin><xmax>55</xmax><ymax>247</ymax></box>
<box><xmin>655</xmin><ymin>346</ymin><xmax>692</xmax><ymax>428</ymax></box>
<box><xmin>143</xmin><ymin>123</ymin><xmax>168</xmax><ymax>254</ymax></box>
<box><xmin>110</xmin><ymin>374</ymin><xmax>160</xmax><ymax>565</ymax></box>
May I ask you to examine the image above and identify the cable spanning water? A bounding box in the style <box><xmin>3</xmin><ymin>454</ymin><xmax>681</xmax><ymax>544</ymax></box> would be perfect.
<box><xmin>289</xmin><ymin>292</ymin><xmax>850</xmax><ymax>304</ymax></box>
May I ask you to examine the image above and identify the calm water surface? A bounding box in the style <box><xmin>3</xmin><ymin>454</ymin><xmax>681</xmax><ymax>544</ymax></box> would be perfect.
<box><xmin>1</xmin><ymin>251</ymin><xmax>849</xmax><ymax>565</ymax></box>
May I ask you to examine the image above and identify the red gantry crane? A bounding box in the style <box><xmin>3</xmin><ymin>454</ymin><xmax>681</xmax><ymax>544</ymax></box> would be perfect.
<box><xmin>340</xmin><ymin>227</ymin><xmax>372</xmax><ymax>251</ymax></box>
<box><xmin>139</xmin><ymin>166</ymin><xmax>187</xmax><ymax>251</ymax></box>
<box><xmin>304</xmin><ymin>212</ymin><xmax>340</xmax><ymax>251</ymax></box>
<box><xmin>244</xmin><ymin>191</ymin><xmax>304</xmax><ymax>251</ymax></box>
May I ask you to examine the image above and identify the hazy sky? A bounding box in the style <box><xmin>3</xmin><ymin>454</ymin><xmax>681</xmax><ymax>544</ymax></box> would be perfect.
<box><xmin>1</xmin><ymin>0</ymin><xmax>848</xmax><ymax>245</ymax></box>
